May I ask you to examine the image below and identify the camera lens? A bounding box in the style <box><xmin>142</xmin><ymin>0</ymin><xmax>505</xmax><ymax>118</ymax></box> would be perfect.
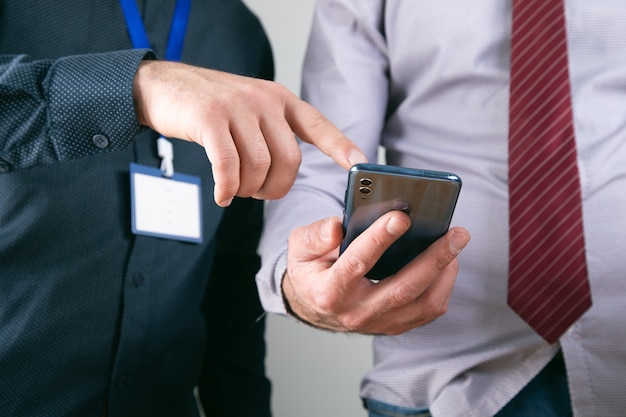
<box><xmin>359</xmin><ymin>186</ymin><xmax>371</xmax><ymax>194</ymax></box>
<box><xmin>360</xmin><ymin>178</ymin><xmax>373</xmax><ymax>186</ymax></box>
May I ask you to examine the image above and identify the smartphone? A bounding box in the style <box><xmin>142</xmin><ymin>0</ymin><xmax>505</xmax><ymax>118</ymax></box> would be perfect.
<box><xmin>340</xmin><ymin>163</ymin><xmax>462</xmax><ymax>280</ymax></box>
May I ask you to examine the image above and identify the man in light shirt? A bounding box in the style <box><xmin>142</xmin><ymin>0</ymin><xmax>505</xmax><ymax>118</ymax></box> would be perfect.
<box><xmin>257</xmin><ymin>1</ymin><xmax>626</xmax><ymax>416</ymax></box>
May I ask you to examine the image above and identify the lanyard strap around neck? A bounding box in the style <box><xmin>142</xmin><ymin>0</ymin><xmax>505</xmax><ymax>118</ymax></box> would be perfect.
<box><xmin>119</xmin><ymin>0</ymin><xmax>191</xmax><ymax>62</ymax></box>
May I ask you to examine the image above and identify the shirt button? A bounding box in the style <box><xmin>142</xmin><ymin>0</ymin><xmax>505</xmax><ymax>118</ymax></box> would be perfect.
<box><xmin>0</xmin><ymin>160</ymin><xmax>10</xmax><ymax>173</ymax></box>
<box><xmin>92</xmin><ymin>134</ymin><xmax>110</xmax><ymax>149</ymax></box>
<box><xmin>116</xmin><ymin>375</ymin><xmax>128</xmax><ymax>390</ymax></box>
<box><xmin>132</xmin><ymin>272</ymin><xmax>145</xmax><ymax>289</ymax></box>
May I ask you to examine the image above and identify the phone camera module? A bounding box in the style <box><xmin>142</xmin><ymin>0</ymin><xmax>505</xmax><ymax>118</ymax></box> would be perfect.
<box><xmin>359</xmin><ymin>186</ymin><xmax>371</xmax><ymax>198</ymax></box>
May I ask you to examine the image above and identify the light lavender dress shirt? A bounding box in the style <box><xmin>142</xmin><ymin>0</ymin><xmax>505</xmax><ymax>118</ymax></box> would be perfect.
<box><xmin>257</xmin><ymin>1</ymin><xmax>626</xmax><ymax>416</ymax></box>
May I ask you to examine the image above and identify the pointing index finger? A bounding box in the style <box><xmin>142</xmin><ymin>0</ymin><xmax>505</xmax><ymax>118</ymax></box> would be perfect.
<box><xmin>285</xmin><ymin>97</ymin><xmax>367</xmax><ymax>170</ymax></box>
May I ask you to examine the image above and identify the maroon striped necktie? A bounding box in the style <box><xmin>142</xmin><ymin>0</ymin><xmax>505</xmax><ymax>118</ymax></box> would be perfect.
<box><xmin>507</xmin><ymin>0</ymin><xmax>592</xmax><ymax>344</ymax></box>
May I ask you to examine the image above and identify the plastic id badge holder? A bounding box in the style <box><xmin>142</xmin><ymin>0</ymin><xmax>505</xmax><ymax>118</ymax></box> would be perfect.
<box><xmin>130</xmin><ymin>163</ymin><xmax>203</xmax><ymax>243</ymax></box>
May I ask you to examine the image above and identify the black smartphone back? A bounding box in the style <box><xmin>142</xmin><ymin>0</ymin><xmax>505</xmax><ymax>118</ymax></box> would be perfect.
<box><xmin>340</xmin><ymin>163</ymin><xmax>462</xmax><ymax>280</ymax></box>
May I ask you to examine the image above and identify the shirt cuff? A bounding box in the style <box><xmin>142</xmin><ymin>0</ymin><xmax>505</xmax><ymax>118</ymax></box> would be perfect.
<box><xmin>256</xmin><ymin>244</ymin><xmax>289</xmax><ymax>315</ymax></box>
<box><xmin>46</xmin><ymin>49</ymin><xmax>154</xmax><ymax>162</ymax></box>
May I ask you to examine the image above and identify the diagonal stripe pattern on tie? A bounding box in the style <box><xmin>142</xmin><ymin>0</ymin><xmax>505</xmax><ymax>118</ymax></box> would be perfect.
<box><xmin>507</xmin><ymin>0</ymin><xmax>592</xmax><ymax>344</ymax></box>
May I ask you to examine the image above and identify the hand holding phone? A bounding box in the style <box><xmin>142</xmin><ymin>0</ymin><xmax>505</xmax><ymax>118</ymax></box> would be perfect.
<box><xmin>340</xmin><ymin>163</ymin><xmax>462</xmax><ymax>280</ymax></box>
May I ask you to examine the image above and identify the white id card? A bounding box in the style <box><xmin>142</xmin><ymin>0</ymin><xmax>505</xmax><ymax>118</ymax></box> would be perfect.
<box><xmin>130</xmin><ymin>163</ymin><xmax>203</xmax><ymax>243</ymax></box>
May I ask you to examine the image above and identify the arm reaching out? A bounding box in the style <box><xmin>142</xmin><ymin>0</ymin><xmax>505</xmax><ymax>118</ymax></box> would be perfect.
<box><xmin>133</xmin><ymin>60</ymin><xmax>367</xmax><ymax>206</ymax></box>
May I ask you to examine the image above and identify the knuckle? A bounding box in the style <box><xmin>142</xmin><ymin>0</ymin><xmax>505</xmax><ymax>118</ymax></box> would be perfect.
<box><xmin>390</xmin><ymin>285</ymin><xmax>417</xmax><ymax>307</ymax></box>
<box><xmin>438</xmin><ymin>298</ymin><xmax>450</xmax><ymax>316</ymax></box>
<box><xmin>341</xmin><ymin>312</ymin><xmax>368</xmax><ymax>333</ymax></box>
<box><xmin>341</xmin><ymin>252</ymin><xmax>369</xmax><ymax>276</ymax></box>
<box><xmin>248</xmin><ymin>147</ymin><xmax>271</xmax><ymax>171</ymax></box>
<box><xmin>237</xmin><ymin>80</ymin><xmax>262</xmax><ymax>99</ymax></box>
<box><xmin>311</xmin><ymin>289</ymin><xmax>341</xmax><ymax>315</ymax></box>
<box><xmin>432</xmin><ymin>299</ymin><xmax>449</xmax><ymax>318</ymax></box>
<box><xmin>213</xmin><ymin>148</ymin><xmax>239</xmax><ymax>170</ymax></box>
<box><xmin>281</xmin><ymin>143</ymin><xmax>302</xmax><ymax>170</ymax></box>
<box><xmin>433</xmin><ymin>252</ymin><xmax>455</xmax><ymax>272</ymax></box>
<box><xmin>263</xmin><ymin>79</ymin><xmax>289</xmax><ymax>98</ymax></box>
<box><xmin>372</xmin><ymin>299</ymin><xmax>391</xmax><ymax>319</ymax></box>
<box><xmin>423</xmin><ymin>295</ymin><xmax>449</xmax><ymax>319</ymax></box>
<box><xmin>308</xmin><ymin>112</ymin><xmax>332</xmax><ymax>130</ymax></box>
<box><xmin>246</xmin><ymin>79</ymin><xmax>285</xmax><ymax>106</ymax></box>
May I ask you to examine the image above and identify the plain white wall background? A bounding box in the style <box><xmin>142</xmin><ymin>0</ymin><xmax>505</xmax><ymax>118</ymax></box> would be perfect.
<box><xmin>242</xmin><ymin>1</ymin><xmax>373</xmax><ymax>416</ymax></box>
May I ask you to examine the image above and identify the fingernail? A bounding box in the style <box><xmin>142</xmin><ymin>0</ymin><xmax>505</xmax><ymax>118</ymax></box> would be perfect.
<box><xmin>391</xmin><ymin>200</ymin><xmax>409</xmax><ymax>211</ymax></box>
<box><xmin>450</xmin><ymin>231</ymin><xmax>470</xmax><ymax>254</ymax></box>
<box><xmin>386</xmin><ymin>216</ymin><xmax>406</xmax><ymax>236</ymax></box>
<box><xmin>348</xmin><ymin>149</ymin><xmax>367</xmax><ymax>166</ymax></box>
<box><xmin>217</xmin><ymin>197</ymin><xmax>233</xmax><ymax>207</ymax></box>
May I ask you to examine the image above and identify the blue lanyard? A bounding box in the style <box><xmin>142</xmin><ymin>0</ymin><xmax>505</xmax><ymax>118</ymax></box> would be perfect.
<box><xmin>119</xmin><ymin>0</ymin><xmax>191</xmax><ymax>62</ymax></box>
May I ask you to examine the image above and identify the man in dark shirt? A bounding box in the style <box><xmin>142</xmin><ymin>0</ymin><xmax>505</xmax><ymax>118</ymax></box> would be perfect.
<box><xmin>0</xmin><ymin>1</ymin><xmax>364</xmax><ymax>416</ymax></box>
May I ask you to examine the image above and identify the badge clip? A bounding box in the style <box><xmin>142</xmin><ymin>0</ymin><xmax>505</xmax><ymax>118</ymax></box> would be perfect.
<box><xmin>157</xmin><ymin>137</ymin><xmax>174</xmax><ymax>178</ymax></box>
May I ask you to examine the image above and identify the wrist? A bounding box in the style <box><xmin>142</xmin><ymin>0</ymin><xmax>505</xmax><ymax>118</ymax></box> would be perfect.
<box><xmin>281</xmin><ymin>272</ymin><xmax>330</xmax><ymax>332</ymax></box>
